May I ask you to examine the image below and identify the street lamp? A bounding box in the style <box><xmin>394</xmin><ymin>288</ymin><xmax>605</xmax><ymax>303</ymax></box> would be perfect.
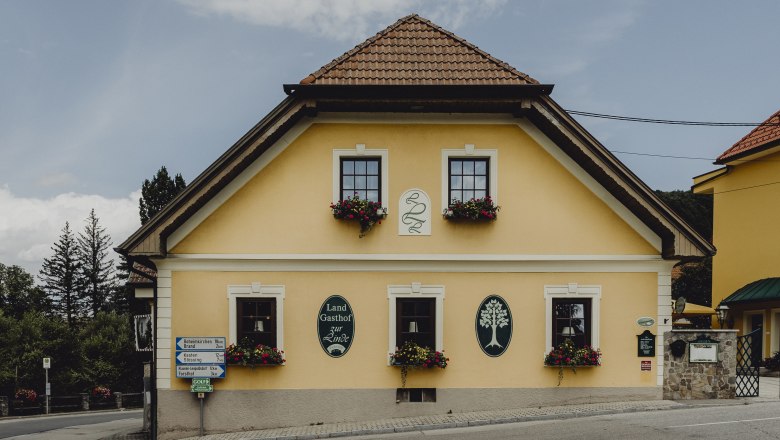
<box><xmin>716</xmin><ymin>304</ymin><xmax>730</xmax><ymax>329</ymax></box>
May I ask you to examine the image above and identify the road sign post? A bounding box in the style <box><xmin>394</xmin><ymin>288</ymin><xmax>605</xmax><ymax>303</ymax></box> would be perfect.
<box><xmin>43</xmin><ymin>357</ymin><xmax>50</xmax><ymax>415</ymax></box>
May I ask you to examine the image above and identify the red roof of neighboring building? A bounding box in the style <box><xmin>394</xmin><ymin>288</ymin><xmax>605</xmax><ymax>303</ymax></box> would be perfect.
<box><xmin>300</xmin><ymin>14</ymin><xmax>538</xmax><ymax>86</ymax></box>
<box><xmin>717</xmin><ymin>109</ymin><xmax>780</xmax><ymax>163</ymax></box>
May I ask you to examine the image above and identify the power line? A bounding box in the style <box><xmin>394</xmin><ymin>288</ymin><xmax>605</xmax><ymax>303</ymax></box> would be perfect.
<box><xmin>566</xmin><ymin>110</ymin><xmax>780</xmax><ymax>127</ymax></box>
<box><xmin>610</xmin><ymin>150</ymin><xmax>780</xmax><ymax>163</ymax></box>
<box><xmin>712</xmin><ymin>180</ymin><xmax>780</xmax><ymax>195</ymax></box>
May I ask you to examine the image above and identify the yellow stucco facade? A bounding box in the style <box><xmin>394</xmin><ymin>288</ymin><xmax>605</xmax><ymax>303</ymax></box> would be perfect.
<box><xmin>694</xmin><ymin>148</ymin><xmax>780</xmax><ymax>356</ymax></box>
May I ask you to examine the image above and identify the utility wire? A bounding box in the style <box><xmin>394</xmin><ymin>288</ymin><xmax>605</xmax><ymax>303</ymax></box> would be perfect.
<box><xmin>566</xmin><ymin>110</ymin><xmax>780</xmax><ymax>127</ymax></box>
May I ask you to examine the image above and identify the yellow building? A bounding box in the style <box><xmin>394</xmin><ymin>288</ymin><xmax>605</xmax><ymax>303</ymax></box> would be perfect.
<box><xmin>119</xmin><ymin>15</ymin><xmax>713</xmax><ymax>439</ymax></box>
<box><xmin>693</xmin><ymin>109</ymin><xmax>780</xmax><ymax>363</ymax></box>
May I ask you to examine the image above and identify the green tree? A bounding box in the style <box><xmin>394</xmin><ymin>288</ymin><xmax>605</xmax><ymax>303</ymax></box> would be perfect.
<box><xmin>39</xmin><ymin>223</ymin><xmax>86</xmax><ymax>327</ymax></box>
<box><xmin>79</xmin><ymin>312</ymin><xmax>142</xmax><ymax>391</ymax></box>
<box><xmin>0</xmin><ymin>263</ymin><xmax>49</xmax><ymax>319</ymax></box>
<box><xmin>655</xmin><ymin>190</ymin><xmax>713</xmax><ymax>240</ymax></box>
<box><xmin>138</xmin><ymin>166</ymin><xmax>186</xmax><ymax>225</ymax></box>
<box><xmin>78</xmin><ymin>209</ymin><xmax>116</xmax><ymax>316</ymax></box>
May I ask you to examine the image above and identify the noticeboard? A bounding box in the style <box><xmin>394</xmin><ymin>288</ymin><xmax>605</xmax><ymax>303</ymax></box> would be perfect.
<box><xmin>637</xmin><ymin>330</ymin><xmax>655</xmax><ymax>357</ymax></box>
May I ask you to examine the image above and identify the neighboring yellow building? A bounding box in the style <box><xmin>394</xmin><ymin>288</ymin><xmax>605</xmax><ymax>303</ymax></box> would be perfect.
<box><xmin>693</xmin><ymin>109</ymin><xmax>780</xmax><ymax>363</ymax></box>
<box><xmin>119</xmin><ymin>15</ymin><xmax>713</xmax><ymax>439</ymax></box>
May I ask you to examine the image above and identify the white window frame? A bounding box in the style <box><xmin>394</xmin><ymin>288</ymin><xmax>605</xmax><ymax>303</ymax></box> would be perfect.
<box><xmin>441</xmin><ymin>144</ymin><xmax>498</xmax><ymax>210</ymax></box>
<box><xmin>227</xmin><ymin>283</ymin><xmax>285</xmax><ymax>352</ymax></box>
<box><xmin>388</xmin><ymin>283</ymin><xmax>445</xmax><ymax>362</ymax></box>
<box><xmin>333</xmin><ymin>144</ymin><xmax>389</xmax><ymax>210</ymax></box>
<box><xmin>544</xmin><ymin>283</ymin><xmax>601</xmax><ymax>352</ymax></box>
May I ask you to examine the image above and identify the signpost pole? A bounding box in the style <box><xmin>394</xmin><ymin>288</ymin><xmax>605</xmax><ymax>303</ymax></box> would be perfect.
<box><xmin>199</xmin><ymin>393</ymin><xmax>205</xmax><ymax>436</ymax></box>
<box><xmin>43</xmin><ymin>358</ymin><xmax>51</xmax><ymax>415</ymax></box>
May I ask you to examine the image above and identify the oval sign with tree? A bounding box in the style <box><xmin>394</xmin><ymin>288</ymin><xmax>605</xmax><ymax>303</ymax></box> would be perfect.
<box><xmin>476</xmin><ymin>295</ymin><xmax>512</xmax><ymax>357</ymax></box>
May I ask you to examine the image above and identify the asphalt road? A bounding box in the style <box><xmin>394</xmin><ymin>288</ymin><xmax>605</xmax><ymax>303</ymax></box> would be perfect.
<box><xmin>0</xmin><ymin>410</ymin><xmax>142</xmax><ymax>439</ymax></box>
<box><xmin>341</xmin><ymin>401</ymin><xmax>780</xmax><ymax>440</ymax></box>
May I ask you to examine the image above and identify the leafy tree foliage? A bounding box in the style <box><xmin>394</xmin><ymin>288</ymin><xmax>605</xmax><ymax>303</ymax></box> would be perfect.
<box><xmin>655</xmin><ymin>190</ymin><xmax>713</xmax><ymax>240</ymax></box>
<box><xmin>39</xmin><ymin>223</ymin><xmax>86</xmax><ymax>327</ymax></box>
<box><xmin>78</xmin><ymin>209</ymin><xmax>116</xmax><ymax>316</ymax></box>
<box><xmin>0</xmin><ymin>263</ymin><xmax>49</xmax><ymax>319</ymax></box>
<box><xmin>80</xmin><ymin>312</ymin><xmax>143</xmax><ymax>391</ymax></box>
<box><xmin>139</xmin><ymin>166</ymin><xmax>186</xmax><ymax>225</ymax></box>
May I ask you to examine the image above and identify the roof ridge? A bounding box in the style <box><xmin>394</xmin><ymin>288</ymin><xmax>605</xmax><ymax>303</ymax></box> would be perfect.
<box><xmin>300</xmin><ymin>14</ymin><xmax>538</xmax><ymax>85</ymax></box>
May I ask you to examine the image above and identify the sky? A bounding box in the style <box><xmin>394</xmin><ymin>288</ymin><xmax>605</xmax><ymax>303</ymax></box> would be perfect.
<box><xmin>2</xmin><ymin>0</ymin><xmax>780</xmax><ymax>274</ymax></box>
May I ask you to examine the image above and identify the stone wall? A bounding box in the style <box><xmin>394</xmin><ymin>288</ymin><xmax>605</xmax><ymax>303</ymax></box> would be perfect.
<box><xmin>663</xmin><ymin>330</ymin><xmax>738</xmax><ymax>399</ymax></box>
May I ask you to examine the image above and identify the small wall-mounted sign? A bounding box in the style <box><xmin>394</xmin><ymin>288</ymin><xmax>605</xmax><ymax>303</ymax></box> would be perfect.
<box><xmin>636</xmin><ymin>317</ymin><xmax>655</xmax><ymax>327</ymax></box>
<box><xmin>641</xmin><ymin>360</ymin><xmax>652</xmax><ymax>371</ymax></box>
<box><xmin>317</xmin><ymin>295</ymin><xmax>355</xmax><ymax>358</ymax></box>
<box><xmin>670</xmin><ymin>339</ymin><xmax>687</xmax><ymax>358</ymax></box>
<box><xmin>475</xmin><ymin>295</ymin><xmax>512</xmax><ymax>357</ymax></box>
<box><xmin>637</xmin><ymin>330</ymin><xmax>656</xmax><ymax>357</ymax></box>
<box><xmin>689</xmin><ymin>335</ymin><xmax>719</xmax><ymax>363</ymax></box>
<box><xmin>398</xmin><ymin>189</ymin><xmax>431</xmax><ymax>235</ymax></box>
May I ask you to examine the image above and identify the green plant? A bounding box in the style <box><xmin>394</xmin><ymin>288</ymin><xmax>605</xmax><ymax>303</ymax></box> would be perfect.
<box><xmin>331</xmin><ymin>195</ymin><xmax>387</xmax><ymax>237</ymax></box>
<box><xmin>764</xmin><ymin>351</ymin><xmax>780</xmax><ymax>371</ymax></box>
<box><xmin>389</xmin><ymin>341</ymin><xmax>448</xmax><ymax>387</ymax></box>
<box><xmin>226</xmin><ymin>338</ymin><xmax>285</xmax><ymax>367</ymax></box>
<box><xmin>443</xmin><ymin>196</ymin><xmax>499</xmax><ymax>221</ymax></box>
<box><xmin>544</xmin><ymin>338</ymin><xmax>601</xmax><ymax>385</ymax></box>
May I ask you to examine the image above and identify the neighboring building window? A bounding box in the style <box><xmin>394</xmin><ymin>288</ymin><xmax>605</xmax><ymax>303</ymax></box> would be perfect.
<box><xmin>396</xmin><ymin>298</ymin><xmax>436</xmax><ymax>349</ymax></box>
<box><xmin>341</xmin><ymin>157</ymin><xmax>381</xmax><ymax>203</ymax></box>
<box><xmin>544</xmin><ymin>284</ymin><xmax>600</xmax><ymax>351</ymax></box>
<box><xmin>448</xmin><ymin>158</ymin><xmax>489</xmax><ymax>203</ymax></box>
<box><xmin>441</xmin><ymin>145</ymin><xmax>498</xmax><ymax>210</ymax></box>
<box><xmin>387</xmin><ymin>284</ymin><xmax>445</xmax><ymax>358</ymax></box>
<box><xmin>227</xmin><ymin>283</ymin><xmax>285</xmax><ymax>350</ymax></box>
<box><xmin>237</xmin><ymin>298</ymin><xmax>277</xmax><ymax>347</ymax></box>
<box><xmin>551</xmin><ymin>298</ymin><xmax>591</xmax><ymax>348</ymax></box>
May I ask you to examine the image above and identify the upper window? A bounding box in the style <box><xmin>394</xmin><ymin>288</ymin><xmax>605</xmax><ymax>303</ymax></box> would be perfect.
<box><xmin>551</xmin><ymin>298</ymin><xmax>591</xmax><ymax>348</ymax></box>
<box><xmin>237</xmin><ymin>298</ymin><xmax>277</xmax><ymax>347</ymax></box>
<box><xmin>341</xmin><ymin>158</ymin><xmax>381</xmax><ymax>203</ymax></box>
<box><xmin>448</xmin><ymin>158</ymin><xmax>489</xmax><ymax>203</ymax></box>
<box><xmin>396</xmin><ymin>298</ymin><xmax>436</xmax><ymax>349</ymax></box>
<box><xmin>441</xmin><ymin>145</ymin><xmax>498</xmax><ymax>210</ymax></box>
<box><xmin>333</xmin><ymin>145</ymin><xmax>389</xmax><ymax>209</ymax></box>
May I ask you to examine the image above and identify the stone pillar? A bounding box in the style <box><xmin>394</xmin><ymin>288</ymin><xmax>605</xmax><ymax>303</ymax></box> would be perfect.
<box><xmin>114</xmin><ymin>392</ymin><xmax>123</xmax><ymax>409</ymax></box>
<box><xmin>663</xmin><ymin>329</ymin><xmax>738</xmax><ymax>399</ymax></box>
<box><xmin>80</xmin><ymin>393</ymin><xmax>90</xmax><ymax>411</ymax></box>
<box><xmin>0</xmin><ymin>396</ymin><xmax>8</xmax><ymax>417</ymax></box>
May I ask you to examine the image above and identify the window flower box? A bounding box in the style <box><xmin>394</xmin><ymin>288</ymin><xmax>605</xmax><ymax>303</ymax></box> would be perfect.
<box><xmin>543</xmin><ymin>338</ymin><xmax>601</xmax><ymax>385</ymax></box>
<box><xmin>331</xmin><ymin>195</ymin><xmax>387</xmax><ymax>237</ymax></box>
<box><xmin>443</xmin><ymin>196</ymin><xmax>499</xmax><ymax>221</ymax></box>
<box><xmin>389</xmin><ymin>341</ymin><xmax>449</xmax><ymax>387</ymax></box>
<box><xmin>226</xmin><ymin>338</ymin><xmax>285</xmax><ymax>367</ymax></box>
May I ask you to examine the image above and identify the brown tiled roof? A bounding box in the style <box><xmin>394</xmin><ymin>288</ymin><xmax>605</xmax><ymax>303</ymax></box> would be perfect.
<box><xmin>300</xmin><ymin>14</ymin><xmax>538</xmax><ymax>86</ymax></box>
<box><xmin>717</xmin><ymin>109</ymin><xmax>780</xmax><ymax>162</ymax></box>
<box><xmin>128</xmin><ymin>261</ymin><xmax>156</xmax><ymax>286</ymax></box>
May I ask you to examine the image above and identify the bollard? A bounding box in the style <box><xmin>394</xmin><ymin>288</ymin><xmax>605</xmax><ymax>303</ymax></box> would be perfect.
<box><xmin>80</xmin><ymin>393</ymin><xmax>90</xmax><ymax>411</ymax></box>
<box><xmin>115</xmin><ymin>392</ymin><xmax>123</xmax><ymax>409</ymax></box>
<box><xmin>0</xmin><ymin>396</ymin><xmax>8</xmax><ymax>417</ymax></box>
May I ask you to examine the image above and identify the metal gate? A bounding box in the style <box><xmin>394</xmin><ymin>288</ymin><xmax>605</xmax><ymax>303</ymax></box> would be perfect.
<box><xmin>736</xmin><ymin>328</ymin><xmax>761</xmax><ymax>397</ymax></box>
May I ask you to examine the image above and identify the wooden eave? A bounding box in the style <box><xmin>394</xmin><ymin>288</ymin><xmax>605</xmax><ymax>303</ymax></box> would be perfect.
<box><xmin>117</xmin><ymin>89</ymin><xmax>714</xmax><ymax>260</ymax></box>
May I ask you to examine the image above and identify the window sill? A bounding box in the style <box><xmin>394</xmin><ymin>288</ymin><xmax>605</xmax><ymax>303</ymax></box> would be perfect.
<box><xmin>227</xmin><ymin>363</ymin><xmax>285</xmax><ymax>367</ymax></box>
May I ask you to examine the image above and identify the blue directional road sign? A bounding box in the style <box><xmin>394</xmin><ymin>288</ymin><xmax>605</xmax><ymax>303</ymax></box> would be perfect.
<box><xmin>175</xmin><ymin>336</ymin><xmax>226</xmax><ymax>379</ymax></box>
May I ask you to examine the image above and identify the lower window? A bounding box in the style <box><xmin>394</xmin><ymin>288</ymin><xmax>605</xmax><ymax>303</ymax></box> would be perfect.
<box><xmin>237</xmin><ymin>298</ymin><xmax>277</xmax><ymax>347</ymax></box>
<box><xmin>396</xmin><ymin>298</ymin><xmax>436</xmax><ymax>349</ymax></box>
<box><xmin>396</xmin><ymin>388</ymin><xmax>436</xmax><ymax>403</ymax></box>
<box><xmin>552</xmin><ymin>298</ymin><xmax>592</xmax><ymax>348</ymax></box>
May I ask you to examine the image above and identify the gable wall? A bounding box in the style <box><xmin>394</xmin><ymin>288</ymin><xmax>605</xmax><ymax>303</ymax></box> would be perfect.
<box><xmin>170</xmin><ymin>121</ymin><xmax>658</xmax><ymax>256</ymax></box>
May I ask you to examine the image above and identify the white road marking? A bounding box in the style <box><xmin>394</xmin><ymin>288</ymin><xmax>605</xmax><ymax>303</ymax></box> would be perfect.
<box><xmin>669</xmin><ymin>416</ymin><xmax>780</xmax><ymax>428</ymax></box>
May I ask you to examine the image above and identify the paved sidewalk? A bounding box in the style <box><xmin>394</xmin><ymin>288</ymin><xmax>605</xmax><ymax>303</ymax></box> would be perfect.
<box><xmin>182</xmin><ymin>400</ymin><xmax>688</xmax><ymax>440</ymax></box>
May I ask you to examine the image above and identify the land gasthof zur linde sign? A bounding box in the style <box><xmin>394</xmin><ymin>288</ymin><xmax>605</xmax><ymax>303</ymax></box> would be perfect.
<box><xmin>317</xmin><ymin>295</ymin><xmax>355</xmax><ymax>358</ymax></box>
<box><xmin>475</xmin><ymin>295</ymin><xmax>512</xmax><ymax>357</ymax></box>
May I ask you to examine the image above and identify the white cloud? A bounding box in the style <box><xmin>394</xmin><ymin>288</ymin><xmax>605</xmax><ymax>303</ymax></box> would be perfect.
<box><xmin>0</xmin><ymin>185</ymin><xmax>141</xmax><ymax>276</ymax></box>
<box><xmin>176</xmin><ymin>0</ymin><xmax>506</xmax><ymax>41</ymax></box>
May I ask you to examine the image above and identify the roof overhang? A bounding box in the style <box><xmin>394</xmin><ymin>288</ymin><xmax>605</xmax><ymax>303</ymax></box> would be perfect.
<box><xmin>283</xmin><ymin>84</ymin><xmax>554</xmax><ymax>99</ymax></box>
<box><xmin>716</xmin><ymin>140</ymin><xmax>780</xmax><ymax>165</ymax></box>
<box><xmin>722</xmin><ymin>278</ymin><xmax>780</xmax><ymax>305</ymax></box>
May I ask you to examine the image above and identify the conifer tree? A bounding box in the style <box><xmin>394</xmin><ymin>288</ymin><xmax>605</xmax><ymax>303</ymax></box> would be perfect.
<box><xmin>39</xmin><ymin>222</ymin><xmax>86</xmax><ymax>327</ymax></box>
<box><xmin>78</xmin><ymin>209</ymin><xmax>116</xmax><ymax>315</ymax></box>
<box><xmin>138</xmin><ymin>166</ymin><xmax>186</xmax><ymax>225</ymax></box>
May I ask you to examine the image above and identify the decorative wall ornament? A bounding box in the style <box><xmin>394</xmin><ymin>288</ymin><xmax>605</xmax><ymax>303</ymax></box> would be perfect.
<box><xmin>398</xmin><ymin>188</ymin><xmax>431</xmax><ymax>235</ymax></box>
<box><xmin>475</xmin><ymin>295</ymin><xmax>512</xmax><ymax>357</ymax></box>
